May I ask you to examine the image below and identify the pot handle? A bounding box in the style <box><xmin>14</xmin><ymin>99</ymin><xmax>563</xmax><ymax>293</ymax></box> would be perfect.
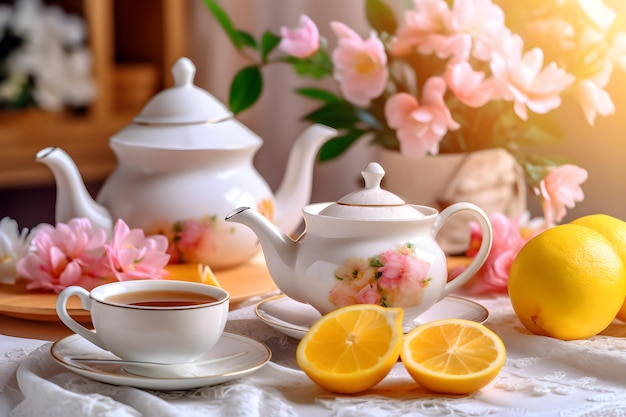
<box><xmin>433</xmin><ymin>202</ymin><xmax>493</xmax><ymax>299</ymax></box>
<box><xmin>56</xmin><ymin>286</ymin><xmax>107</xmax><ymax>350</ymax></box>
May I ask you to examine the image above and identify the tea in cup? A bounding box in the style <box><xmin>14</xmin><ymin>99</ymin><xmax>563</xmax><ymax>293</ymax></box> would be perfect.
<box><xmin>56</xmin><ymin>280</ymin><xmax>230</xmax><ymax>373</ymax></box>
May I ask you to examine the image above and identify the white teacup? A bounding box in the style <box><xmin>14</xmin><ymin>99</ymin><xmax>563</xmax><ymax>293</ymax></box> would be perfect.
<box><xmin>56</xmin><ymin>280</ymin><xmax>230</xmax><ymax>369</ymax></box>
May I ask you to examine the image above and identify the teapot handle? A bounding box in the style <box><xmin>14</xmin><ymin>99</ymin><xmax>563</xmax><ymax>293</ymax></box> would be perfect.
<box><xmin>433</xmin><ymin>202</ymin><xmax>493</xmax><ymax>299</ymax></box>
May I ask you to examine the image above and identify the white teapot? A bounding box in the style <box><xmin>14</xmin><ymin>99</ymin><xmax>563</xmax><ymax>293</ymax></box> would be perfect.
<box><xmin>36</xmin><ymin>57</ymin><xmax>336</xmax><ymax>269</ymax></box>
<box><xmin>226</xmin><ymin>162</ymin><xmax>493</xmax><ymax>328</ymax></box>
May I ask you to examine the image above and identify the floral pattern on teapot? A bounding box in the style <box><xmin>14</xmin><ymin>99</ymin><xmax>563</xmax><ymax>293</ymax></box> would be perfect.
<box><xmin>329</xmin><ymin>242</ymin><xmax>432</xmax><ymax>309</ymax></box>
<box><xmin>148</xmin><ymin>198</ymin><xmax>275</xmax><ymax>264</ymax></box>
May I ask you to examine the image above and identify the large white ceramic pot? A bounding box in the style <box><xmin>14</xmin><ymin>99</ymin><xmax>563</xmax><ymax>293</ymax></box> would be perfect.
<box><xmin>379</xmin><ymin>148</ymin><xmax>527</xmax><ymax>254</ymax></box>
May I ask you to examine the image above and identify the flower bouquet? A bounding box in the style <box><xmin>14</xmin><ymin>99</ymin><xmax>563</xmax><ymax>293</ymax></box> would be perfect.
<box><xmin>205</xmin><ymin>0</ymin><xmax>626</xmax><ymax>293</ymax></box>
<box><xmin>206</xmin><ymin>0</ymin><xmax>626</xmax><ymax>223</ymax></box>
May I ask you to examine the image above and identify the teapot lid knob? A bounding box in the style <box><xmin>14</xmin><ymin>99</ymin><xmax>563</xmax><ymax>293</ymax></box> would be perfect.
<box><xmin>172</xmin><ymin>57</ymin><xmax>196</xmax><ymax>87</ymax></box>
<box><xmin>336</xmin><ymin>162</ymin><xmax>406</xmax><ymax>206</ymax></box>
<box><xmin>362</xmin><ymin>162</ymin><xmax>385</xmax><ymax>190</ymax></box>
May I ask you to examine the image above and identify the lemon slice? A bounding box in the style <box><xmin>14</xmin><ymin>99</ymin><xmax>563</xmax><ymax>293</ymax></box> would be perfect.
<box><xmin>296</xmin><ymin>304</ymin><xmax>403</xmax><ymax>394</ymax></box>
<box><xmin>401</xmin><ymin>318</ymin><xmax>506</xmax><ymax>394</ymax></box>
<box><xmin>164</xmin><ymin>263</ymin><xmax>221</xmax><ymax>287</ymax></box>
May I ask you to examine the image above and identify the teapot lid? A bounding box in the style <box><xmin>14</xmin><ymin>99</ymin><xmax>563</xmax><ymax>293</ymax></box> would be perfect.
<box><xmin>133</xmin><ymin>57</ymin><xmax>233</xmax><ymax>124</ymax></box>
<box><xmin>318</xmin><ymin>162</ymin><xmax>426</xmax><ymax>220</ymax></box>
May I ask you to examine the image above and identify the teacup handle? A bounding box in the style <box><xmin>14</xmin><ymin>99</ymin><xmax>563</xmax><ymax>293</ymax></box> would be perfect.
<box><xmin>433</xmin><ymin>202</ymin><xmax>493</xmax><ymax>299</ymax></box>
<box><xmin>56</xmin><ymin>286</ymin><xmax>107</xmax><ymax>350</ymax></box>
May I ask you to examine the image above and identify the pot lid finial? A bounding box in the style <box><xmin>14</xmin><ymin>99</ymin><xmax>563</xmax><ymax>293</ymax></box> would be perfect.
<box><xmin>317</xmin><ymin>162</ymin><xmax>425</xmax><ymax>220</ymax></box>
<box><xmin>337</xmin><ymin>162</ymin><xmax>406</xmax><ymax>206</ymax></box>
<box><xmin>133</xmin><ymin>57</ymin><xmax>233</xmax><ymax>124</ymax></box>
<box><xmin>171</xmin><ymin>57</ymin><xmax>196</xmax><ymax>87</ymax></box>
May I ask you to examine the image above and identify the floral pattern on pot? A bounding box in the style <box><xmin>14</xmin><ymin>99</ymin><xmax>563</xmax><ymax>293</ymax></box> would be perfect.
<box><xmin>329</xmin><ymin>242</ymin><xmax>432</xmax><ymax>309</ymax></box>
<box><xmin>148</xmin><ymin>198</ymin><xmax>275</xmax><ymax>264</ymax></box>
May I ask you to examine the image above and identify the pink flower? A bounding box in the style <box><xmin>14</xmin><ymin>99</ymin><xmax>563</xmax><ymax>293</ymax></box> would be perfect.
<box><xmin>330</xmin><ymin>21</ymin><xmax>388</xmax><ymax>107</ymax></box>
<box><xmin>392</xmin><ymin>0</ymin><xmax>508</xmax><ymax>63</ymax></box>
<box><xmin>390</xmin><ymin>0</ymin><xmax>452</xmax><ymax>57</ymax></box>
<box><xmin>357</xmin><ymin>283</ymin><xmax>382</xmax><ymax>305</ymax></box>
<box><xmin>385</xmin><ymin>77</ymin><xmax>460</xmax><ymax>158</ymax></box>
<box><xmin>449</xmin><ymin>0</ymin><xmax>509</xmax><ymax>61</ymax></box>
<box><xmin>104</xmin><ymin>219</ymin><xmax>170</xmax><ymax>281</ymax></box>
<box><xmin>173</xmin><ymin>217</ymin><xmax>219</xmax><ymax>264</ymax></box>
<box><xmin>328</xmin><ymin>282</ymin><xmax>360</xmax><ymax>308</ymax></box>
<box><xmin>16</xmin><ymin>218</ymin><xmax>108</xmax><ymax>293</ymax></box>
<box><xmin>462</xmin><ymin>213</ymin><xmax>528</xmax><ymax>294</ymax></box>
<box><xmin>278</xmin><ymin>14</ymin><xmax>320</xmax><ymax>58</ymax></box>
<box><xmin>445</xmin><ymin>61</ymin><xmax>494</xmax><ymax>107</ymax></box>
<box><xmin>576</xmin><ymin>78</ymin><xmax>615</xmax><ymax>126</ymax></box>
<box><xmin>177</xmin><ymin>219</ymin><xmax>208</xmax><ymax>252</ymax></box>
<box><xmin>539</xmin><ymin>164</ymin><xmax>588</xmax><ymax>225</ymax></box>
<box><xmin>378</xmin><ymin>249</ymin><xmax>430</xmax><ymax>292</ymax></box>
<box><xmin>490</xmin><ymin>34</ymin><xmax>575</xmax><ymax>120</ymax></box>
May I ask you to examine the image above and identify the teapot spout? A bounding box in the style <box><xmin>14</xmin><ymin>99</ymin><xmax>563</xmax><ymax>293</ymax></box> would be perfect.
<box><xmin>274</xmin><ymin>124</ymin><xmax>337</xmax><ymax>235</ymax></box>
<box><xmin>36</xmin><ymin>147</ymin><xmax>113</xmax><ymax>236</ymax></box>
<box><xmin>225</xmin><ymin>207</ymin><xmax>300</xmax><ymax>299</ymax></box>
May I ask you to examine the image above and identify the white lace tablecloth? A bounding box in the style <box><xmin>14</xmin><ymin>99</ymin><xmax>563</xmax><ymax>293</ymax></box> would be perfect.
<box><xmin>2</xmin><ymin>294</ymin><xmax>626</xmax><ymax>416</ymax></box>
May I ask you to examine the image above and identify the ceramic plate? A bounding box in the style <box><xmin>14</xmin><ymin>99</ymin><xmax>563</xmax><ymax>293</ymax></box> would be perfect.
<box><xmin>50</xmin><ymin>331</ymin><xmax>271</xmax><ymax>390</ymax></box>
<box><xmin>255</xmin><ymin>294</ymin><xmax>489</xmax><ymax>339</ymax></box>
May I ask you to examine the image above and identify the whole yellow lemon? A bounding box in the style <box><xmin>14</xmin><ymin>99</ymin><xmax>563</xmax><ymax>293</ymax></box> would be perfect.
<box><xmin>570</xmin><ymin>214</ymin><xmax>626</xmax><ymax>321</ymax></box>
<box><xmin>508</xmin><ymin>224</ymin><xmax>626</xmax><ymax>340</ymax></box>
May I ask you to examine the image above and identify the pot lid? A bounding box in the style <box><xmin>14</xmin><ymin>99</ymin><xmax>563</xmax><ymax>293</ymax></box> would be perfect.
<box><xmin>133</xmin><ymin>57</ymin><xmax>233</xmax><ymax>125</ymax></box>
<box><xmin>318</xmin><ymin>162</ymin><xmax>426</xmax><ymax>220</ymax></box>
<box><xmin>111</xmin><ymin>57</ymin><xmax>262</xmax><ymax>149</ymax></box>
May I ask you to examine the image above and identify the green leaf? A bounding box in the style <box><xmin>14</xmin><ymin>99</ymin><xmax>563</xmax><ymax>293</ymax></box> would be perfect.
<box><xmin>319</xmin><ymin>129</ymin><xmax>368</xmax><ymax>161</ymax></box>
<box><xmin>261</xmin><ymin>30</ymin><xmax>281</xmax><ymax>63</ymax></box>
<box><xmin>237</xmin><ymin>30</ymin><xmax>258</xmax><ymax>49</ymax></box>
<box><xmin>303</xmin><ymin>102</ymin><xmax>360</xmax><ymax>129</ymax></box>
<box><xmin>229</xmin><ymin>66</ymin><xmax>263</xmax><ymax>114</ymax></box>
<box><xmin>203</xmin><ymin>0</ymin><xmax>248</xmax><ymax>50</ymax></box>
<box><xmin>286</xmin><ymin>49</ymin><xmax>333</xmax><ymax>79</ymax></box>
<box><xmin>295</xmin><ymin>87</ymin><xmax>341</xmax><ymax>103</ymax></box>
<box><xmin>365</xmin><ymin>0</ymin><xmax>398</xmax><ymax>35</ymax></box>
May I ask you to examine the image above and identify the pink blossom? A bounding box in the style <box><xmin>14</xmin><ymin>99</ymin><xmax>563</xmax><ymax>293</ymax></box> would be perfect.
<box><xmin>445</xmin><ymin>61</ymin><xmax>494</xmax><ymax>107</ymax></box>
<box><xmin>16</xmin><ymin>218</ymin><xmax>108</xmax><ymax>293</ymax></box>
<box><xmin>391</xmin><ymin>0</ymin><xmax>508</xmax><ymax>63</ymax></box>
<box><xmin>177</xmin><ymin>219</ymin><xmax>207</xmax><ymax>252</ymax></box>
<box><xmin>539</xmin><ymin>164</ymin><xmax>588</xmax><ymax>225</ymax></box>
<box><xmin>104</xmin><ymin>219</ymin><xmax>170</xmax><ymax>281</ymax></box>
<box><xmin>576</xmin><ymin>79</ymin><xmax>615</xmax><ymax>126</ymax></box>
<box><xmin>390</xmin><ymin>0</ymin><xmax>452</xmax><ymax>57</ymax></box>
<box><xmin>173</xmin><ymin>217</ymin><xmax>219</xmax><ymax>264</ymax></box>
<box><xmin>328</xmin><ymin>282</ymin><xmax>360</xmax><ymax>308</ymax></box>
<box><xmin>378</xmin><ymin>249</ymin><xmax>430</xmax><ymax>292</ymax></box>
<box><xmin>449</xmin><ymin>0</ymin><xmax>509</xmax><ymax>61</ymax></box>
<box><xmin>462</xmin><ymin>213</ymin><xmax>528</xmax><ymax>294</ymax></box>
<box><xmin>490</xmin><ymin>34</ymin><xmax>575</xmax><ymax>120</ymax></box>
<box><xmin>278</xmin><ymin>14</ymin><xmax>320</xmax><ymax>58</ymax></box>
<box><xmin>385</xmin><ymin>77</ymin><xmax>460</xmax><ymax>158</ymax></box>
<box><xmin>330</xmin><ymin>21</ymin><xmax>388</xmax><ymax>107</ymax></box>
<box><xmin>356</xmin><ymin>283</ymin><xmax>382</xmax><ymax>305</ymax></box>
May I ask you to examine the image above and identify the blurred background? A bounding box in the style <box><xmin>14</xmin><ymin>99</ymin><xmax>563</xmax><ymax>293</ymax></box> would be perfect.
<box><xmin>1</xmin><ymin>0</ymin><xmax>625</xmax><ymax>230</ymax></box>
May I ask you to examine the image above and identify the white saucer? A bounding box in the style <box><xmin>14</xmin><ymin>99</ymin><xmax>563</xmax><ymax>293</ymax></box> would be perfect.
<box><xmin>255</xmin><ymin>294</ymin><xmax>489</xmax><ymax>339</ymax></box>
<box><xmin>50</xmin><ymin>331</ymin><xmax>271</xmax><ymax>390</ymax></box>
